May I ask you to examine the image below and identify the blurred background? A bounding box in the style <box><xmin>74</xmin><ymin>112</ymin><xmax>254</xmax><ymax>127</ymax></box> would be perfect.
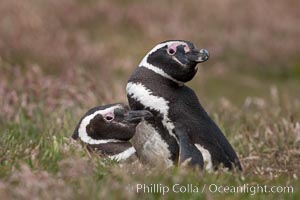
<box><xmin>0</xmin><ymin>0</ymin><xmax>299</xmax><ymax>121</ymax></box>
<box><xmin>0</xmin><ymin>1</ymin><xmax>300</xmax><ymax>199</ymax></box>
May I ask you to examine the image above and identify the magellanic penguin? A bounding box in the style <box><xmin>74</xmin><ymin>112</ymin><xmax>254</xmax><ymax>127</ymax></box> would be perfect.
<box><xmin>126</xmin><ymin>40</ymin><xmax>242</xmax><ymax>171</ymax></box>
<box><xmin>72</xmin><ymin>103</ymin><xmax>152</xmax><ymax>162</ymax></box>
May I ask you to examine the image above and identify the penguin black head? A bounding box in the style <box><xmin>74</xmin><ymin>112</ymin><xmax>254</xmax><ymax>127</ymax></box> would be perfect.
<box><xmin>139</xmin><ymin>40</ymin><xmax>209</xmax><ymax>83</ymax></box>
<box><xmin>72</xmin><ymin>103</ymin><xmax>152</xmax><ymax>145</ymax></box>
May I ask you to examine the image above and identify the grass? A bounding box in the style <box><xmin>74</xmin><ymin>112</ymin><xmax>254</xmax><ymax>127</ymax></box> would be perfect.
<box><xmin>0</xmin><ymin>68</ymin><xmax>299</xmax><ymax>199</ymax></box>
<box><xmin>0</xmin><ymin>0</ymin><xmax>300</xmax><ymax>199</ymax></box>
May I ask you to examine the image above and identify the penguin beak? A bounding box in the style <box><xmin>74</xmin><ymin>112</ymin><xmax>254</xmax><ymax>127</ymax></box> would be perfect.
<box><xmin>187</xmin><ymin>49</ymin><xmax>209</xmax><ymax>63</ymax></box>
<box><xmin>123</xmin><ymin>110</ymin><xmax>153</xmax><ymax>123</ymax></box>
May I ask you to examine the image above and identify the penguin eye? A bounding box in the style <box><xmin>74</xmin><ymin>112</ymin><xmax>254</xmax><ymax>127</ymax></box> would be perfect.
<box><xmin>167</xmin><ymin>47</ymin><xmax>176</xmax><ymax>55</ymax></box>
<box><xmin>104</xmin><ymin>113</ymin><xmax>114</xmax><ymax>121</ymax></box>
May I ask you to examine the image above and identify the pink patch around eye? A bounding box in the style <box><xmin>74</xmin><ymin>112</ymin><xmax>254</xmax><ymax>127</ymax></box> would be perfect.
<box><xmin>168</xmin><ymin>42</ymin><xmax>190</xmax><ymax>54</ymax></box>
<box><xmin>169</xmin><ymin>43</ymin><xmax>179</xmax><ymax>51</ymax></box>
<box><xmin>168</xmin><ymin>44</ymin><xmax>178</xmax><ymax>55</ymax></box>
<box><xmin>104</xmin><ymin>112</ymin><xmax>114</xmax><ymax>121</ymax></box>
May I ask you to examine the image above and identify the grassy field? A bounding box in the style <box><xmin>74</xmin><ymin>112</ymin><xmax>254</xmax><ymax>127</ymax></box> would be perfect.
<box><xmin>0</xmin><ymin>0</ymin><xmax>299</xmax><ymax>199</ymax></box>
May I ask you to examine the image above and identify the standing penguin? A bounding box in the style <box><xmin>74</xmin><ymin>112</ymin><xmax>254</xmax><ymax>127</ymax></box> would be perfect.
<box><xmin>72</xmin><ymin>103</ymin><xmax>152</xmax><ymax>162</ymax></box>
<box><xmin>127</xmin><ymin>40</ymin><xmax>242</xmax><ymax>170</ymax></box>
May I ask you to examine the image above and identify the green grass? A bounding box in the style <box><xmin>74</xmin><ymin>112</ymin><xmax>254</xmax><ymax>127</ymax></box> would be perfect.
<box><xmin>0</xmin><ymin>76</ymin><xmax>299</xmax><ymax>199</ymax></box>
<box><xmin>0</xmin><ymin>0</ymin><xmax>299</xmax><ymax>199</ymax></box>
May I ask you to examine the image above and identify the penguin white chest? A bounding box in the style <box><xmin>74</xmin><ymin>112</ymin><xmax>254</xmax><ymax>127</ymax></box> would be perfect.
<box><xmin>131</xmin><ymin>121</ymin><xmax>173</xmax><ymax>168</ymax></box>
<box><xmin>126</xmin><ymin>82</ymin><xmax>178</xmax><ymax>140</ymax></box>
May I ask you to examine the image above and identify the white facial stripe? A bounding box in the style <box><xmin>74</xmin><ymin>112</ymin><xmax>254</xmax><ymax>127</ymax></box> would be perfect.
<box><xmin>195</xmin><ymin>144</ymin><xmax>213</xmax><ymax>172</ymax></box>
<box><xmin>145</xmin><ymin>41</ymin><xmax>187</xmax><ymax>56</ymax></box>
<box><xmin>139</xmin><ymin>41</ymin><xmax>186</xmax><ymax>86</ymax></box>
<box><xmin>78</xmin><ymin>105</ymin><xmax>124</xmax><ymax>145</ymax></box>
<box><xmin>126</xmin><ymin>82</ymin><xmax>178</xmax><ymax>143</ymax></box>
<box><xmin>109</xmin><ymin>147</ymin><xmax>136</xmax><ymax>161</ymax></box>
<box><xmin>172</xmin><ymin>56</ymin><xmax>186</xmax><ymax>67</ymax></box>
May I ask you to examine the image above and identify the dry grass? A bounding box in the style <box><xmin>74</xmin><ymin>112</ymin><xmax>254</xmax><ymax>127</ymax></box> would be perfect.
<box><xmin>0</xmin><ymin>0</ymin><xmax>299</xmax><ymax>199</ymax></box>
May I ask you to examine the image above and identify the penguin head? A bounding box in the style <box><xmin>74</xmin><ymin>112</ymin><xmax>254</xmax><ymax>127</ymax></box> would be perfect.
<box><xmin>72</xmin><ymin>103</ymin><xmax>152</xmax><ymax>145</ymax></box>
<box><xmin>139</xmin><ymin>40</ymin><xmax>209</xmax><ymax>83</ymax></box>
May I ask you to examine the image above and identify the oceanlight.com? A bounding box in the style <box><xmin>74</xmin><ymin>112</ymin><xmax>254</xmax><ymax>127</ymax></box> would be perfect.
<box><xmin>127</xmin><ymin>183</ymin><xmax>294</xmax><ymax>196</ymax></box>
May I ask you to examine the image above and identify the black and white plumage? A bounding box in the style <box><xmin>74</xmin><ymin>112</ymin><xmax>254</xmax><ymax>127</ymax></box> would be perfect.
<box><xmin>127</xmin><ymin>40</ymin><xmax>242</xmax><ymax>170</ymax></box>
<box><xmin>72</xmin><ymin>103</ymin><xmax>152</xmax><ymax>162</ymax></box>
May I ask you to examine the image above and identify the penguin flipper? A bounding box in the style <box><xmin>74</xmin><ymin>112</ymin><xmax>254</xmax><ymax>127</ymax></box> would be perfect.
<box><xmin>176</xmin><ymin>127</ymin><xmax>204</xmax><ymax>168</ymax></box>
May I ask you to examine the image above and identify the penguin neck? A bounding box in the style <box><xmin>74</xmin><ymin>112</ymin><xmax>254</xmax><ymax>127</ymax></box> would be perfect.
<box><xmin>108</xmin><ymin>146</ymin><xmax>136</xmax><ymax>161</ymax></box>
<box><xmin>131</xmin><ymin>66</ymin><xmax>184</xmax><ymax>88</ymax></box>
<box><xmin>87</xmin><ymin>141</ymin><xmax>133</xmax><ymax>156</ymax></box>
<box><xmin>137</xmin><ymin>56</ymin><xmax>184</xmax><ymax>87</ymax></box>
